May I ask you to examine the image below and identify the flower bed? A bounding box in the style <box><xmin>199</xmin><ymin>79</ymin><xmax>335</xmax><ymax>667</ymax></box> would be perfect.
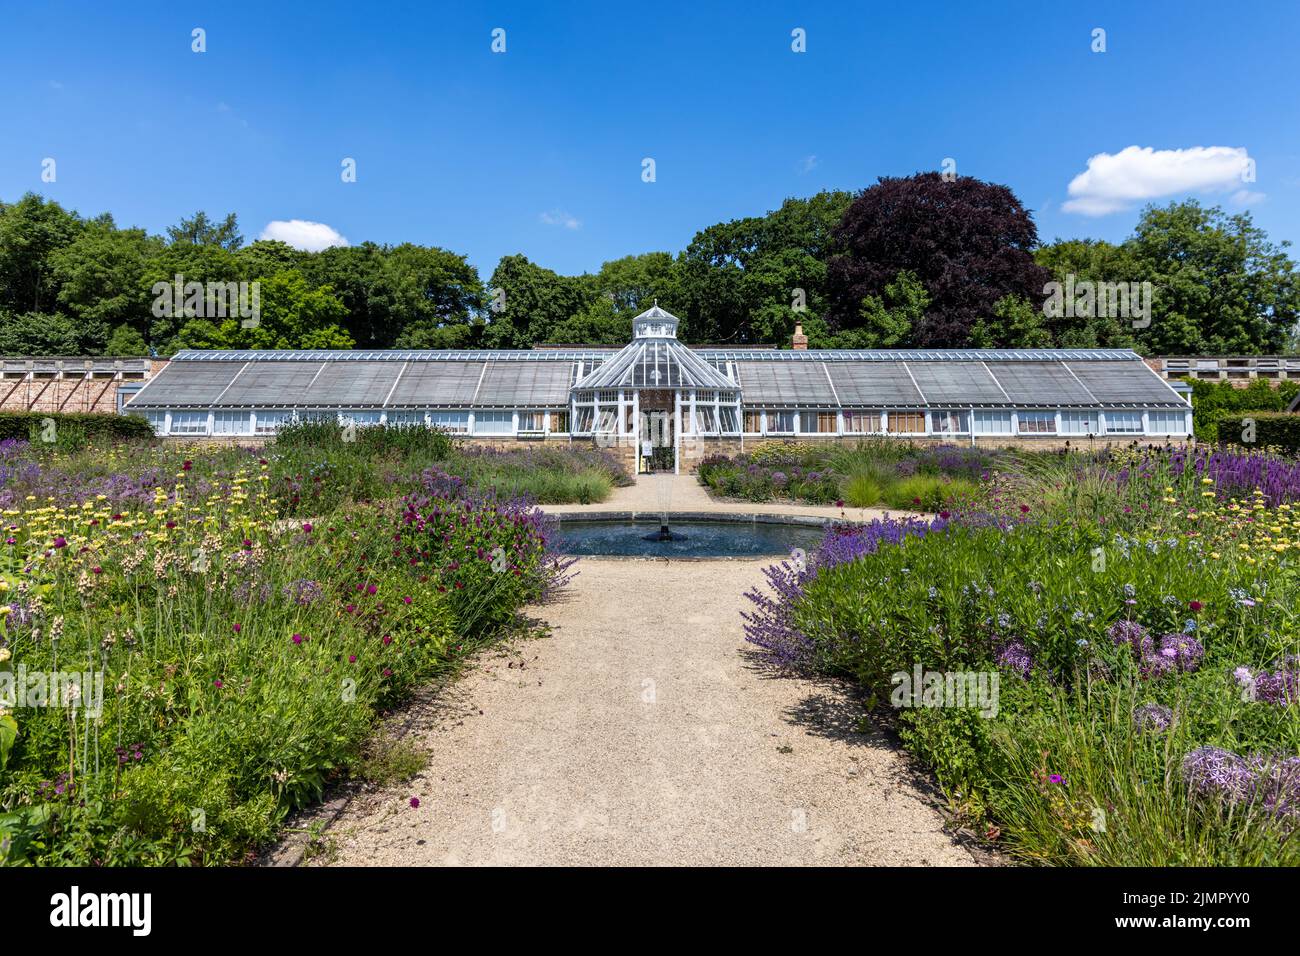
<box><xmin>0</xmin><ymin>438</ymin><xmax>573</xmax><ymax>865</ymax></box>
<box><xmin>697</xmin><ymin>440</ymin><xmax>991</xmax><ymax>509</ymax></box>
<box><xmin>744</xmin><ymin>453</ymin><xmax>1300</xmax><ymax>865</ymax></box>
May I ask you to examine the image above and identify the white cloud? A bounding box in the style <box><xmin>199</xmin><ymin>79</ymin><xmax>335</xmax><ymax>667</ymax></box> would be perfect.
<box><xmin>1230</xmin><ymin>189</ymin><xmax>1265</xmax><ymax>207</ymax></box>
<box><xmin>799</xmin><ymin>154</ymin><xmax>819</xmax><ymax>174</ymax></box>
<box><xmin>1062</xmin><ymin>146</ymin><xmax>1259</xmax><ymax>216</ymax></box>
<box><xmin>258</xmin><ymin>219</ymin><xmax>348</xmax><ymax>252</ymax></box>
<box><xmin>539</xmin><ymin>209</ymin><xmax>581</xmax><ymax>230</ymax></box>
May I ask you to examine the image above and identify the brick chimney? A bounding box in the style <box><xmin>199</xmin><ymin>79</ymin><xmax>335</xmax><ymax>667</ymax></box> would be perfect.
<box><xmin>792</xmin><ymin>323</ymin><xmax>808</xmax><ymax>350</ymax></box>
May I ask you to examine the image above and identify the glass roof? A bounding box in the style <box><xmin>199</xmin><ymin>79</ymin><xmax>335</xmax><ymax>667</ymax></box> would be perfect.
<box><xmin>132</xmin><ymin>319</ymin><xmax>1184</xmax><ymax>411</ymax></box>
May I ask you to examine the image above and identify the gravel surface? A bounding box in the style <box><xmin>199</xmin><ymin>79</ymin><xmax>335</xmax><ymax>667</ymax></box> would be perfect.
<box><xmin>300</xmin><ymin>558</ymin><xmax>975</xmax><ymax>867</ymax></box>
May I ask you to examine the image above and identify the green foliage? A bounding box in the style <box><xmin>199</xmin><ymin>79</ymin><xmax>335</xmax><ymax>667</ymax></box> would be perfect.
<box><xmin>699</xmin><ymin>440</ymin><xmax>993</xmax><ymax>510</ymax></box>
<box><xmin>882</xmin><ymin>475</ymin><xmax>978</xmax><ymax>510</ymax></box>
<box><xmin>1215</xmin><ymin>411</ymin><xmax>1300</xmax><ymax>454</ymax></box>
<box><xmin>818</xmin><ymin>270</ymin><xmax>928</xmax><ymax>348</ymax></box>
<box><xmin>1033</xmin><ymin>239</ymin><xmax>1138</xmax><ymax>348</ymax></box>
<box><xmin>105</xmin><ymin>323</ymin><xmax>148</xmax><ymax>356</ymax></box>
<box><xmin>0</xmin><ymin>436</ymin><xmax>565</xmax><ymax>865</ymax></box>
<box><xmin>792</xmin><ymin>512</ymin><xmax>1300</xmax><ymax>864</ymax></box>
<box><xmin>1125</xmin><ymin>201</ymin><xmax>1300</xmax><ymax>355</ymax></box>
<box><xmin>0</xmin><ymin>411</ymin><xmax>155</xmax><ymax>443</ymax></box>
<box><xmin>1186</xmin><ymin>378</ymin><xmax>1299</xmax><ymax>441</ymax></box>
<box><xmin>968</xmin><ymin>294</ymin><xmax>1053</xmax><ymax>349</ymax></box>
<box><xmin>4</xmin><ymin>188</ymin><xmax>1298</xmax><ymax>354</ymax></box>
<box><xmin>840</xmin><ymin>473</ymin><xmax>882</xmax><ymax>507</ymax></box>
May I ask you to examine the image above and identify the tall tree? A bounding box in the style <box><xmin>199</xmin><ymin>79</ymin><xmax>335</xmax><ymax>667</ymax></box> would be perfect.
<box><xmin>678</xmin><ymin>191</ymin><xmax>851</xmax><ymax>344</ymax></box>
<box><xmin>1124</xmin><ymin>201</ymin><xmax>1300</xmax><ymax>354</ymax></box>
<box><xmin>166</xmin><ymin>211</ymin><xmax>243</xmax><ymax>250</ymax></box>
<box><xmin>50</xmin><ymin>222</ymin><xmax>163</xmax><ymax>333</ymax></box>
<box><xmin>0</xmin><ymin>193</ymin><xmax>83</xmax><ymax>315</ymax></box>
<box><xmin>827</xmin><ymin>173</ymin><xmax>1049</xmax><ymax>347</ymax></box>
<box><xmin>483</xmin><ymin>254</ymin><xmax>591</xmax><ymax>348</ymax></box>
<box><xmin>1033</xmin><ymin>239</ymin><xmax>1137</xmax><ymax>348</ymax></box>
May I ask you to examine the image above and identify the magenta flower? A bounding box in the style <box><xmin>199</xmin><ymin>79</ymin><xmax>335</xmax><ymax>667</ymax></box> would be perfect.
<box><xmin>232</xmin><ymin>623</ymin><xmax>241</xmax><ymax>633</ymax></box>
<box><xmin>302</xmin><ymin>522</ymin><xmax>313</xmax><ymax>533</ymax></box>
<box><xmin>402</xmin><ymin>596</ymin><xmax>412</xmax><ymax>605</ymax></box>
<box><xmin>291</xmin><ymin>633</ymin><xmax>303</xmax><ymax>645</ymax></box>
<box><xmin>409</xmin><ymin>797</ymin><xmax>420</xmax><ymax>809</ymax></box>
<box><xmin>214</xmin><ymin>679</ymin><xmax>223</xmax><ymax>689</ymax></box>
<box><xmin>1189</xmin><ymin>600</ymin><xmax>1203</xmax><ymax>612</ymax></box>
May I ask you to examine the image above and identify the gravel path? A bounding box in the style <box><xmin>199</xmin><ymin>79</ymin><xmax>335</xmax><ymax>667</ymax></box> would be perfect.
<box><xmin>301</xmin><ymin>558</ymin><xmax>974</xmax><ymax>867</ymax></box>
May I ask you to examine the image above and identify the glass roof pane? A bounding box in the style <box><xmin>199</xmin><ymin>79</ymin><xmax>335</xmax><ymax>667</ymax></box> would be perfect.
<box><xmin>989</xmin><ymin>362</ymin><xmax>1096</xmax><ymax>405</ymax></box>
<box><xmin>1065</xmin><ymin>362</ymin><xmax>1183</xmax><ymax>404</ymax></box>
<box><xmin>126</xmin><ymin>362</ymin><xmax>242</xmax><ymax>406</ymax></box>
<box><xmin>475</xmin><ymin>361</ymin><xmax>572</xmax><ymax>406</ymax></box>
<box><xmin>735</xmin><ymin>362</ymin><xmax>837</xmax><ymax>404</ymax></box>
<box><xmin>387</xmin><ymin>362</ymin><xmax>485</xmax><ymax>406</ymax></box>
<box><xmin>304</xmin><ymin>362</ymin><xmax>403</xmax><ymax>406</ymax></box>
<box><xmin>219</xmin><ymin>362</ymin><xmax>326</xmax><ymax>406</ymax></box>
<box><xmin>824</xmin><ymin>363</ymin><xmax>923</xmax><ymax>406</ymax></box>
<box><xmin>906</xmin><ymin>362</ymin><xmax>1006</xmax><ymax>404</ymax></box>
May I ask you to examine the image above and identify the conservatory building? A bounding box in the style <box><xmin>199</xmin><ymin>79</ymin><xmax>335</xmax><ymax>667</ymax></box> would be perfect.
<box><xmin>125</xmin><ymin>304</ymin><xmax>1192</xmax><ymax>473</ymax></box>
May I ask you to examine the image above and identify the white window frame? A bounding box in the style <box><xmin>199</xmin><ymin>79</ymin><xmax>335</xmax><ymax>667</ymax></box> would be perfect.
<box><xmin>1104</xmin><ymin>410</ymin><xmax>1144</xmax><ymax>435</ymax></box>
<box><xmin>254</xmin><ymin>410</ymin><xmax>291</xmax><ymax>435</ymax></box>
<box><xmin>842</xmin><ymin>409</ymin><xmax>884</xmax><ymax>434</ymax></box>
<box><xmin>766</xmin><ymin>410</ymin><xmax>795</xmax><ymax>435</ymax></box>
<box><xmin>886</xmin><ymin>409</ymin><xmax>927</xmax><ymax>435</ymax></box>
<box><xmin>473</xmin><ymin>410</ymin><xmax>514</xmax><ymax>435</ymax></box>
<box><xmin>212</xmin><ymin>410</ymin><xmax>253</xmax><ymax>436</ymax></box>
<box><xmin>1017</xmin><ymin>410</ymin><xmax>1057</xmax><ymax>435</ymax></box>
<box><xmin>427</xmin><ymin>410</ymin><xmax>470</xmax><ymax>433</ymax></box>
<box><xmin>1059</xmin><ymin>410</ymin><xmax>1099</xmax><ymax>435</ymax></box>
<box><xmin>168</xmin><ymin>411</ymin><xmax>209</xmax><ymax>436</ymax></box>
<box><xmin>517</xmin><ymin>410</ymin><xmax>546</xmax><ymax>433</ymax></box>
<box><xmin>929</xmin><ymin>410</ymin><xmax>970</xmax><ymax>435</ymax></box>
<box><xmin>1146</xmin><ymin>410</ymin><xmax>1187</xmax><ymax>435</ymax></box>
<box><xmin>973</xmin><ymin>410</ymin><xmax>1012</xmax><ymax>435</ymax></box>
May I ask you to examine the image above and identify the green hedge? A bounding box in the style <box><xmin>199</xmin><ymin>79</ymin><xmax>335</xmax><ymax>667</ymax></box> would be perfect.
<box><xmin>0</xmin><ymin>411</ymin><xmax>156</xmax><ymax>445</ymax></box>
<box><xmin>1215</xmin><ymin>411</ymin><xmax>1300</xmax><ymax>454</ymax></box>
<box><xmin>1184</xmin><ymin>378</ymin><xmax>1299</xmax><ymax>441</ymax></box>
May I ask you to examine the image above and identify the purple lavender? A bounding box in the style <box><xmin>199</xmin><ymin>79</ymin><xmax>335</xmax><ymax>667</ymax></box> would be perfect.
<box><xmin>742</xmin><ymin>516</ymin><xmax>942</xmax><ymax>669</ymax></box>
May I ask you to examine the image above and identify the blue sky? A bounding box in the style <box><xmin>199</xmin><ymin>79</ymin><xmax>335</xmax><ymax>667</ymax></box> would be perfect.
<box><xmin>2</xmin><ymin>0</ymin><xmax>1297</xmax><ymax>278</ymax></box>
